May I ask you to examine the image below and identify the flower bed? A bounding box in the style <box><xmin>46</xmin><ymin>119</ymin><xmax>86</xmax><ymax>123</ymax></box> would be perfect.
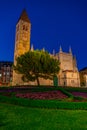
<box><xmin>16</xmin><ymin>90</ymin><xmax>68</xmax><ymax>100</ymax></box>
<box><xmin>71</xmin><ymin>92</ymin><xmax>87</xmax><ymax>98</ymax></box>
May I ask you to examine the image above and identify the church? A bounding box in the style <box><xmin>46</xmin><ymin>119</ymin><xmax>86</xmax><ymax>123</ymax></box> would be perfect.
<box><xmin>55</xmin><ymin>47</ymin><xmax>80</xmax><ymax>87</ymax></box>
<box><xmin>12</xmin><ymin>10</ymin><xmax>80</xmax><ymax>87</ymax></box>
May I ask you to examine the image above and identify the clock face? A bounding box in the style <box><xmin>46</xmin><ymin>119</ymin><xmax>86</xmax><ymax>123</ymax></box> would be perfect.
<box><xmin>22</xmin><ymin>31</ymin><xmax>28</xmax><ymax>41</ymax></box>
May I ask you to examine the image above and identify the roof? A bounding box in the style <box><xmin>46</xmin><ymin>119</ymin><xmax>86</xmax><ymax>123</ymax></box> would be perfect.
<box><xmin>18</xmin><ymin>9</ymin><xmax>31</xmax><ymax>23</ymax></box>
<box><xmin>79</xmin><ymin>67</ymin><xmax>87</xmax><ymax>72</ymax></box>
<box><xmin>79</xmin><ymin>67</ymin><xmax>87</xmax><ymax>75</ymax></box>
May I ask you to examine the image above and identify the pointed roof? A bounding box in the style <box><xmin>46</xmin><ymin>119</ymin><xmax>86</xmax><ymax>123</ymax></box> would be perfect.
<box><xmin>18</xmin><ymin>9</ymin><xmax>31</xmax><ymax>23</ymax></box>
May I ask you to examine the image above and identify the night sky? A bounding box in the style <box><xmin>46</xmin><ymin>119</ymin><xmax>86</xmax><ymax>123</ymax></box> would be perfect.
<box><xmin>0</xmin><ymin>0</ymin><xmax>87</xmax><ymax>70</ymax></box>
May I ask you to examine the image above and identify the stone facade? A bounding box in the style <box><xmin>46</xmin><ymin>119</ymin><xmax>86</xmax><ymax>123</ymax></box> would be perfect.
<box><xmin>55</xmin><ymin>47</ymin><xmax>80</xmax><ymax>87</ymax></box>
<box><xmin>12</xmin><ymin>10</ymin><xmax>80</xmax><ymax>87</ymax></box>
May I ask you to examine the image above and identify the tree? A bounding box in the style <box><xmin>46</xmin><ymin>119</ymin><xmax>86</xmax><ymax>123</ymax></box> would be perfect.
<box><xmin>13</xmin><ymin>50</ymin><xmax>60</xmax><ymax>86</ymax></box>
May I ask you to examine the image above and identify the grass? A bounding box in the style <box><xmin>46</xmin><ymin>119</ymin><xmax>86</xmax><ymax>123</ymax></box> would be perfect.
<box><xmin>0</xmin><ymin>103</ymin><xmax>87</xmax><ymax>130</ymax></box>
<box><xmin>0</xmin><ymin>87</ymin><xmax>87</xmax><ymax>129</ymax></box>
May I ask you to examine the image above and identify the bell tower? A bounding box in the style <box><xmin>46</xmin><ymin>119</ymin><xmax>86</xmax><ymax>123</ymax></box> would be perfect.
<box><xmin>12</xmin><ymin>10</ymin><xmax>31</xmax><ymax>85</ymax></box>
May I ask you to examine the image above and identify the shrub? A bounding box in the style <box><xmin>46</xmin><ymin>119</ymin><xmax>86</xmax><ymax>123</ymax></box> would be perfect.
<box><xmin>0</xmin><ymin>94</ymin><xmax>87</xmax><ymax>110</ymax></box>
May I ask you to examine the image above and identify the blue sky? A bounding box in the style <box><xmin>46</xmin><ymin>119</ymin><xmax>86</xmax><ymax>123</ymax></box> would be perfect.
<box><xmin>0</xmin><ymin>0</ymin><xmax>87</xmax><ymax>70</ymax></box>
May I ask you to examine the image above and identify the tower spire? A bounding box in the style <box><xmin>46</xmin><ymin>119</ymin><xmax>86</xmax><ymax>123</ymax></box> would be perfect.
<box><xmin>53</xmin><ymin>49</ymin><xmax>55</xmax><ymax>55</ymax></box>
<box><xmin>59</xmin><ymin>45</ymin><xmax>62</xmax><ymax>52</ymax></box>
<box><xmin>69</xmin><ymin>46</ymin><xmax>72</xmax><ymax>54</ymax></box>
<box><xmin>31</xmin><ymin>44</ymin><xmax>34</xmax><ymax>51</ymax></box>
<box><xmin>42</xmin><ymin>47</ymin><xmax>45</xmax><ymax>52</ymax></box>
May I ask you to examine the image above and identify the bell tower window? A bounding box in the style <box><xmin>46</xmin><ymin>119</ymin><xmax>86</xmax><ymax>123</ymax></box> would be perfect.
<box><xmin>23</xmin><ymin>25</ymin><xmax>28</xmax><ymax>31</ymax></box>
<box><xmin>23</xmin><ymin>25</ymin><xmax>25</xmax><ymax>30</ymax></box>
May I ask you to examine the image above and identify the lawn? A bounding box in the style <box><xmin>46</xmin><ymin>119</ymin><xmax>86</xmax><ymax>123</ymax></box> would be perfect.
<box><xmin>0</xmin><ymin>103</ymin><xmax>87</xmax><ymax>130</ymax></box>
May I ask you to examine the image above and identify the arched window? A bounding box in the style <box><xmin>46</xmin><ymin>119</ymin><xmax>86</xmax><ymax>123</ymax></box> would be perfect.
<box><xmin>23</xmin><ymin>25</ymin><xmax>25</xmax><ymax>30</ymax></box>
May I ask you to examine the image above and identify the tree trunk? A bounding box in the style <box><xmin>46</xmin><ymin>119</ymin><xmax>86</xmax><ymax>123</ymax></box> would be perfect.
<box><xmin>37</xmin><ymin>77</ymin><xmax>40</xmax><ymax>86</ymax></box>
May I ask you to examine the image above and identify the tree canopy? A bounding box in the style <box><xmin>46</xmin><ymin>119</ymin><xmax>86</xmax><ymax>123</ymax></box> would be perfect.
<box><xmin>13</xmin><ymin>50</ymin><xmax>60</xmax><ymax>85</ymax></box>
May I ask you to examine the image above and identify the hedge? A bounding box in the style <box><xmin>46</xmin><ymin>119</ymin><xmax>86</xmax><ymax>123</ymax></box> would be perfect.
<box><xmin>0</xmin><ymin>94</ymin><xmax>87</xmax><ymax>110</ymax></box>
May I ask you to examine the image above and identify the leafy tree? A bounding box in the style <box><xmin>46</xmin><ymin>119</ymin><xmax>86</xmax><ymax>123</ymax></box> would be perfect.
<box><xmin>13</xmin><ymin>50</ymin><xmax>60</xmax><ymax>86</ymax></box>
